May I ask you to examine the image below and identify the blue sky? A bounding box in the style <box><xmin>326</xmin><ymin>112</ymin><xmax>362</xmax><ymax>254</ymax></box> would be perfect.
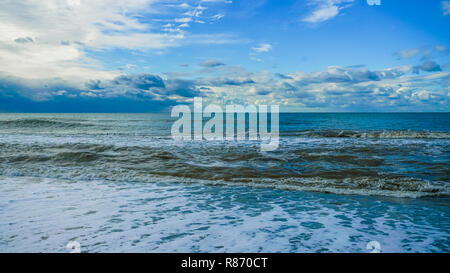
<box><xmin>0</xmin><ymin>0</ymin><xmax>449</xmax><ymax>112</ymax></box>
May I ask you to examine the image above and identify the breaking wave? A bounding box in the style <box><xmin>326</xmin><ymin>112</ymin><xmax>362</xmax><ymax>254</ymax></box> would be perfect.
<box><xmin>1</xmin><ymin>166</ymin><xmax>447</xmax><ymax>198</ymax></box>
<box><xmin>0</xmin><ymin>119</ymin><xmax>95</xmax><ymax>129</ymax></box>
<box><xmin>0</xmin><ymin>141</ymin><xmax>448</xmax><ymax>198</ymax></box>
<box><xmin>283</xmin><ymin>130</ymin><xmax>450</xmax><ymax>139</ymax></box>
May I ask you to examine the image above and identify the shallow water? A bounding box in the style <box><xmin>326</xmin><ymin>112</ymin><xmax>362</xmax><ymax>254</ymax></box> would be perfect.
<box><xmin>1</xmin><ymin>176</ymin><xmax>449</xmax><ymax>252</ymax></box>
<box><xmin>0</xmin><ymin>113</ymin><xmax>449</xmax><ymax>252</ymax></box>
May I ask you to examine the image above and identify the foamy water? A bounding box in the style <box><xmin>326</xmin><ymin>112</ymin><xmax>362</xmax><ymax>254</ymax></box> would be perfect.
<box><xmin>1</xmin><ymin>176</ymin><xmax>448</xmax><ymax>253</ymax></box>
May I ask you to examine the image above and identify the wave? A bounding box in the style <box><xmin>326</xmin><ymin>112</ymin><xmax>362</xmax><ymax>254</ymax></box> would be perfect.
<box><xmin>0</xmin><ymin>136</ymin><xmax>448</xmax><ymax>198</ymax></box>
<box><xmin>0</xmin><ymin>142</ymin><xmax>448</xmax><ymax>198</ymax></box>
<box><xmin>0</xmin><ymin>119</ymin><xmax>95</xmax><ymax>129</ymax></box>
<box><xmin>1</xmin><ymin>166</ymin><xmax>447</xmax><ymax>198</ymax></box>
<box><xmin>283</xmin><ymin>130</ymin><xmax>450</xmax><ymax>139</ymax></box>
<box><xmin>225</xmin><ymin>176</ymin><xmax>450</xmax><ymax>198</ymax></box>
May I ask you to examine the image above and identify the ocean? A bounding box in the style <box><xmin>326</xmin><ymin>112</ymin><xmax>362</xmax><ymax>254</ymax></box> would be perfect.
<box><xmin>0</xmin><ymin>113</ymin><xmax>449</xmax><ymax>252</ymax></box>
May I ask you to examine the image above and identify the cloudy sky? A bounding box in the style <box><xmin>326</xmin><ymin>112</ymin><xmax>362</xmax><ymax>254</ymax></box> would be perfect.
<box><xmin>0</xmin><ymin>0</ymin><xmax>449</xmax><ymax>112</ymax></box>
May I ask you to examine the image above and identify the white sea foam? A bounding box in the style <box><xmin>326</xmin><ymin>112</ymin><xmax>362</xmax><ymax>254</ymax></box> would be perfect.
<box><xmin>0</xmin><ymin>176</ymin><xmax>448</xmax><ymax>253</ymax></box>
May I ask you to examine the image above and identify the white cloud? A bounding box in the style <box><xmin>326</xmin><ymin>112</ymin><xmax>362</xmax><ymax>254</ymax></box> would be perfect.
<box><xmin>443</xmin><ymin>1</ymin><xmax>450</xmax><ymax>16</ymax></box>
<box><xmin>436</xmin><ymin>45</ymin><xmax>447</xmax><ymax>52</ymax></box>
<box><xmin>166</xmin><ymin>3</ymin><xmax>191</xmax><ymax>9</ymax></box>
<box><xmin>303</xmin><ymin>5</ymin><xmax>338</xmax><ymax>23</ymax></box>
<box><xmin>0</xmin><ymin>0</ymin><xmax>176</xmax><ymax>80</ymax></box>
<box><xmin>366</xmin><ymin>0</ymin><xmax>381</xmax><ymax>6</ymax></box>
<box><xmin>0</xmin><ymin>0</ymin><xmax>239</xmax><ymax>81</ymax></box>
<box><xmin>174</xmin><ymin>17</ymin><xmax>192</xmax><ymax>23</ymax></box>
<box><xmin>210</xmin><ymin>13</ymin><xmax>225</xmax><ymax>20</ymax></box>
<box><xmin>201</xmin><ymin>0</ymin><xmax>232</xmax><ymax>3</ymax></box>
<box><xmin>252</xmin><ymin>43</ymin><xmax>272</xmax><ymax>53</ymax></box>
<box><xmin>198</xmin><ymin>64</ymin><xmax>449</xmax><ymax>111</ymax></box>
<box><xmin>2</xmin><ymin>62</ymin><xmax>449</xmax><ymax>111</ymax></box>
<box><xmin>395</xmin><ymin>48</ymin><xmax>421</xmax><ymax>59</ymax></box>
<box><xmin>303</xmin><ymin>0</ymin><xmax>354</xmax><ymax>23</ymax></box>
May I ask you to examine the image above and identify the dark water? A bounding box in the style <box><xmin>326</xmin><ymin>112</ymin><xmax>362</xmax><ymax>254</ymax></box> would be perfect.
<box><xmin>0</xmin><ymin>113</ymin><xmax>449</xmax><ymax>252</ymax></box>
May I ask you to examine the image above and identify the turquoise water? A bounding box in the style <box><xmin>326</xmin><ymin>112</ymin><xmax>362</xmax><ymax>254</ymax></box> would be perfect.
<box><xmin>0</xmin><ymin>113</ymin><xmax>449</xmax><ymax>252</ymax></box>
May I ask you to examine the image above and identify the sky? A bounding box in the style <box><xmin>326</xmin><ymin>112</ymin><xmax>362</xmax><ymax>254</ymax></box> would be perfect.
<box><xmin>0</xmin><ymin>0</ymin><xmax>449</xmax><ymax>112</ymax></box>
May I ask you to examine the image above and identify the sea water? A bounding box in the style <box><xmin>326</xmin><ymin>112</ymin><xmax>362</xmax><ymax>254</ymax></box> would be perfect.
<box><xmin>0</xmin><ymin>113</ymin><xmax>448</xmax><ymax>252</ymax></box>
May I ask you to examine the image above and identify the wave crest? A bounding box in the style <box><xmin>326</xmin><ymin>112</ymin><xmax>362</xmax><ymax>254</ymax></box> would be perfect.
<box><xmin>284</xmin><ymin>130</ymin><xmax>450</xmax><ymax>139</ymax></box>
<box><xmin>0</xmin><ymin>119</ymin><xmax>94</xmax><ymax>129</ymax></box>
